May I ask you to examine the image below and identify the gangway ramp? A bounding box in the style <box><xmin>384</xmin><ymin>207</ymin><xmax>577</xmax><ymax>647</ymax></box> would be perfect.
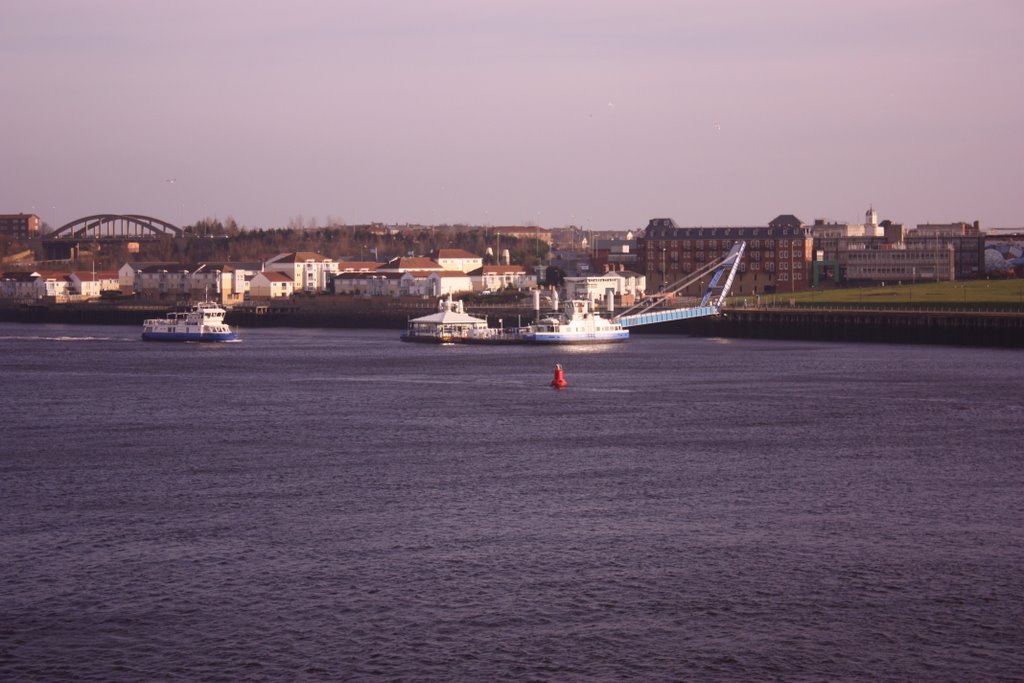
<box><xmin>615</xmin><ymin>241</ymin><xmax>746</xmax><ymax>329</ymax></box>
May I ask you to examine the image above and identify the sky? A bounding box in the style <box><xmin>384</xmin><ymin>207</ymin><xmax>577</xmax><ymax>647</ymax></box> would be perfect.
<box><xmin>2</xmin><ymin>0</ymin><xmax>1022</xmax><ymax>232</ymax></box>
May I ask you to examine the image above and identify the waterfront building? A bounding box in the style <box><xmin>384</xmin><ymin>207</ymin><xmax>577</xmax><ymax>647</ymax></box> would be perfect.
<box><xmin>638</xmin><ymin>215</ymin><xmax>812</xmax><ymax>296</ymax></box>
<box><xmin>249</xmin><ymin>271</ymin><xmax>295</xmax><ymax>299</ymax></box>
<box><xmin>188</xmin><ymin>263</ymin><xmax>261</xmax><ymax>305</ymax></box>
<box><xmin>135</xmin><ymin>264</ymin><xmax>193</xmax><ymax>299</ymax></box>
<box><xmin>435</xmin><ymin>249</ymin><xmax>483</xmax><ymax>273</ymax></box>
<box><xmin>348</xmin><ymin>271</ymin><xmax>406</xmax><ymax>297</ymax></box>
<box><xmin>811</xmin><ymin>212</ymin><xmax>984</xmax><ymax>286</ymax></box>
<box><xmin>330</xmin><ymin>261</ymin><xmax>382</xmax><ymax>295</ymax></box>
<box><xmin>470</xmin><ymin>264</ymin><xmax>536</xmax><ymax>293</ymax></box>
<box><xmin>333</xmin><ymin>271</ymin><xmax>380</xmax><ymax>295</ymax></box>
<box><xmin>429</xmin><ymin>270</ymin><xmax>474</xmax><ymax>297</ymax></box>
<box><xmin>400</xmin><ymin>270</ymin><xmax>473</xmax><ymax>297</ymax></box>
<box><xmin>905</xmin><ymin>224</ymin><xmax>985</xmax><ymax>282</ymax></box>
<box><xmin>118</xmin><ymin>262</ymin><xmax>179</xmax><ymax>296</ymax></box>
<box><xmin>264</xmin><ymin>252</ymin><xmax>339</xmax><ymax>294</ymax></box>
<box><xmin>67</xmin><ymin>271</ymin><xmax>120</xmax><ymax>299</ymax></box>
<box><xmin>0</xmin><ymin>270</ymin><xmax>70</xmax><ymax>300</ymax></box>
<box><xmin>0</xmin><ymin>213</ymin><xmax>41</xmax><ymax>239</ymax></box>
<box><xmin>0</xmin><ymin>271</ymin><xmax>40</xmax><ymax>299</ymax></box>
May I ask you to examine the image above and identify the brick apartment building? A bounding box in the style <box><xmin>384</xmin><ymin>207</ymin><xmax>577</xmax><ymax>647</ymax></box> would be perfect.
<box><xmin>638</xmin><ymin>215</ymin><xmax>813</xmax><ymax>296</ymax></box>
<box><xmin>0</xmin><ymin>213</ymin><xmax>41</xmax><ymax>239</ymax></box>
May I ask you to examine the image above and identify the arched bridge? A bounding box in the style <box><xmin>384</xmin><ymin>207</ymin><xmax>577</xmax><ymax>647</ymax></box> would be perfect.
<box><xmin>49</xmin><ymin>214</ymin><xmax>184</xmax><ymax>240</ymax></box>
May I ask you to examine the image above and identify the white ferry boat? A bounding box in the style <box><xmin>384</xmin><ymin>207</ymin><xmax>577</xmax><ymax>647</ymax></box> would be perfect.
<box><xmin>518</xmin><ymin>299</ymin><xmax>629</xmax><ymax>344</ymax></box>
<box><xmin>400</xmin><ymin>297</ymin><xmax>628</xmax><ymax>345</ymax></box>
<box><xmin>141</xmin><ymin>301</ymin><xmax>238</xmax><ymax>342</ymax></box>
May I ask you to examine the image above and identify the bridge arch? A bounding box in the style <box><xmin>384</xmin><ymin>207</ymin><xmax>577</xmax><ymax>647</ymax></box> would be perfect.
<box><xmin>49</xmin><ymin>214</ymin><xmax>184</xmax><ymax>239</ymax></box>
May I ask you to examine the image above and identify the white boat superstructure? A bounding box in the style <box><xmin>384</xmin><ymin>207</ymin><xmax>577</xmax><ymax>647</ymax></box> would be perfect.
<box><xmin>400</xmin><ymin>297</ymin><xmax>627</xmax><ymax>345</ymax></box>
<box><xmin>519</xmin><ymin>299</ymin><xmax>629</xmax><ymax>344</ymax></box>
<box><xmin>141</xmin><ymin>301</ymin><xmax>238</xmax><ymax>342</ymax></box>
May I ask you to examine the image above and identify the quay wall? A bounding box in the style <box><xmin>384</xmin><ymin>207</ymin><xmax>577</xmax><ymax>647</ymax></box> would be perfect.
<box><xmin>639</xmin><ymin>307</ymin><xmax>1024</xmax><ymax>348</ymax></box>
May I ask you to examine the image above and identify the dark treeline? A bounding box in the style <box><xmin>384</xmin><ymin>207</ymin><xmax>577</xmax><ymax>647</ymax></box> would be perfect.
<box><xmin>178</xmin><ymin>221</ymin><xmax>550</xmax><ymax>267</ymax></box>
<box><xmin>8</xmin><ymin>221</ymin><xmax>551</xmax><ymax>271</ymax></box>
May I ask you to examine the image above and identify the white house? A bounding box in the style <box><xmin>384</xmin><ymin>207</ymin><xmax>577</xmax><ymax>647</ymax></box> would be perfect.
<box><xmin>426</xmin><ymin>270</ymin><xmax>474</xmax><ymax>297</ymax></box>
<box><xmin>67</xmin><ymin>271</ymin><xmax>120</xmax><ymax>298</ymax></box>
<box><xmin>399</xmin><ymin>271</ymin><xmax>437</xmax><ymax>297</ymax></box>
<box><xmin>249</xmin><ymin>271</ymin><xmax>295</xmax><ymax>299</ymax></box>
<box><xmin>0</xmin><ymin>271</ymin><xmax>48</xmax><ymax>299</ymax></box>
<box><xmin>436</xmin><ymin>248</ymin><xmax>483</xmax><ymax>273</ymax></box>
<box><xmin>264</xmin><ymin>252</ymin><xmax>338</xmax><ymax>293</ymax></box>
<box><xmin>469</xmin><ymin>265</ymin><xmax>536</xmax><ymax>293</ymax></box>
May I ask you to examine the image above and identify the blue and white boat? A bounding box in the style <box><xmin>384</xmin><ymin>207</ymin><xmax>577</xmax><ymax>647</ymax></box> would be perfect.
<box><xmin>518</xmin><ymin>299</ymin><xmax>629</xmax><ymax>344</ymax></box>
<box><xmin>141</xmin><ymin>301</ymin><xmax>238</xmax><ymax>342</ymax></box>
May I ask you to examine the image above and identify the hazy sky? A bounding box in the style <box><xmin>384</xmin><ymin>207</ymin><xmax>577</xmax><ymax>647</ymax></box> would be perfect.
<box><xmin>3</xmin><ymin>0</ymin><xmax>1022</xmax><ymax>231</ymax></box>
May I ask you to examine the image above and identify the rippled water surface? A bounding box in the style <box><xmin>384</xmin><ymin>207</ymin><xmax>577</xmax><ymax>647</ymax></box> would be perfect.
<box><xmin>1</xmin><ymin>323</ymin><xmax>1022</xmax><ymax>681</ymax></box>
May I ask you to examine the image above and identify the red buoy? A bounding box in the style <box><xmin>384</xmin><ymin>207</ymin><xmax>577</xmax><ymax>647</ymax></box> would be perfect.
<box><xmin>551</xmin><ymin>363</ymin><xmax>568</xmax><ymax>389</ymax></box>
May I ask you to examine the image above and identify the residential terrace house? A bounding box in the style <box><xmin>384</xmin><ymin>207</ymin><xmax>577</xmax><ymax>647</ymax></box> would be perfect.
<box><xmin>470</xmin><ymin>264</ymin><xmax>536</xmax><ymax>293</ymax></box>
<box><xmin>249</xmin><ymin>270</ymin><xmax>295</xmax><ymax>299</ymax></box>
<box><xmin>68</xmin><ymin>271</ymin><xmax>120</xmax><ymax>298</ymax></box>
<box><xmin>264</xmin><ymin>252</ymin><xmax>338</xmax><ymax>294</ymax></box>
<box><xmin>435</xmin><ymin>248</ymin><xmax>483</xmax><ymax>273</ymax></box>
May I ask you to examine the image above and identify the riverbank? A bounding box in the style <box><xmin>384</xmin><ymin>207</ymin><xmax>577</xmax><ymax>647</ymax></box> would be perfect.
<box><xmin>2</xmin><ymin>299</ymin><xmax>1022</xmax><ymax>347</ymax></box>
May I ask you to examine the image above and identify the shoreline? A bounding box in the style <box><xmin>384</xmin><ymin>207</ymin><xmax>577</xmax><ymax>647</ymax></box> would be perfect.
<box><xmin>1</xmin><ymin>300</ymin><xmax>1022</xmax><ymax>348</ymax></box>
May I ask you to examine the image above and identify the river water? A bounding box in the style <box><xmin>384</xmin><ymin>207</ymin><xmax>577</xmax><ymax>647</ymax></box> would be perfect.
<box><xmin>1</xmin><ymin>322</ymin><xmax>1022</xmax><ymax>681</ymax></box>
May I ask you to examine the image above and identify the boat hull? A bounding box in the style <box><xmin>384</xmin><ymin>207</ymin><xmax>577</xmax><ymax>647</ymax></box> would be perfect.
<box><xmin>399</xmin><ymin>329</ymin><xmax>628</xmax><ymax>344</ymax></box>
<box><xmin>142</xmin><ymin>331</ymin><xmax>238</xmax><ymax>342</ymax></box>
<box><xmin>519</xmin><ymin>330</ymin><xmax>629</xmax><ymax>343</ymax></box>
